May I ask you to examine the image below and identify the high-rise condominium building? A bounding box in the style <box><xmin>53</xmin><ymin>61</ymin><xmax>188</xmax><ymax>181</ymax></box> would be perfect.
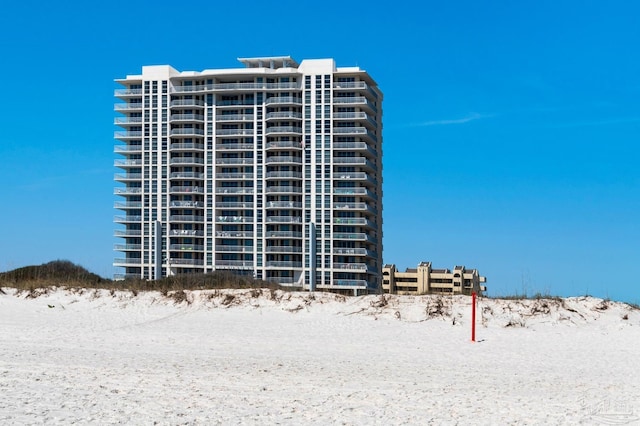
<box><xmin>114</xmin><ymin>56</ymin><xmax>383</xmax><ymax>294</ymax></box>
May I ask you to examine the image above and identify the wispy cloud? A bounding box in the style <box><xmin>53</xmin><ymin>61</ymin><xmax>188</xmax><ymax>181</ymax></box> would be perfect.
<box><xmin>417</xmin><ymin>112</ymin><xmax>494</xmax><ymax>127</ymax></box>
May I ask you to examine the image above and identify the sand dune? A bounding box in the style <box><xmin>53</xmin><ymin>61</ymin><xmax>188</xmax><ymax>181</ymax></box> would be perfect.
<box><xmin>1</xmin><ymin>287</ymin><xmax>639</xmax><ymax>424</ymax></box>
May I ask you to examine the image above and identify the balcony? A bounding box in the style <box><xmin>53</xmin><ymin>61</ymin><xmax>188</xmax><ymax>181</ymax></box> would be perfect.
<box><xmin>333</xmin><ymin>248</ymin><xmax>376</xmax><ymax>257</ymax></box>
<box><xmin>334</xmin><ymin>203</ymin><xmax>378</xmax><ymax>214</ymax></box>
<box><xmin>216</xmin><ymin>143</ymin><xmax>254</xmax><ymax>150</ymax></box>
<box><xmin>333</xmin><ymin>263</ymin><xmax>376</xmax><ymax>272</ymax></box>
<box><xmin>170</xmin><ymin>99</ymin><xmax>205</xmax><ymax>107</ymax></box>
<box><xmin>214</xmin><ymin>260</ymin><xmax>254</xmax><ymax>269</ymax></box>
<box><xmin>170</xmin><ymin>200</ymin><xmax>204</xmax><ymax>208</ymax></box>
<box><xmin>216</xmin><ymin>128</ymin><xmax>254</xmax><ymax>136</ymax></box>
<box><xmin>333</xmin><ymin>81</ymin><xmax>379</xmax><ymax>100</ymax></box>
<box><xmin>333</xmin><ymin>157</ymin><xmax>377</xmax><ymax>171</ymax></box>
<box><xmin>169</xmin><ymin>172</ymin><xmax>205</xmax><ymax>179</ymax></box>
<box><xmin>333</xmin><ymin>96</ymin><xmax>377</xmax><ymax>113</ymax></box>
<box><xmin>265</xmin><ymin>216</ymin><xmax>302</xmax><ymax>223</ymax></box>
<box><xmin>169</xmin><ymin>186</ymin><xmax>204</xmax><ymax>194</ymax></box>
<box><xmin>114</xmin><ymin>144</ymin><xmax>142</xmax><ymax>154</ymax></box>
<box><xmin>114</xmin><ymin>201</ymin><xmax>143</xmax><ymax>209</ymax></box>
<box><xmin>114</xmin><ymin>88</ymin><xmax>143</xmax><ymax>97</ymax></box>
<box><xmin>215</xmin><ymin>187</ymin><xmax>254</xmax><ymax>195</ymax></box>
<box><xmin>114</xmin><ymin>258</ymin><xmax>142</xmax><ymax>265</ymax></box>
<box><xmin>114</xmin><ymin>103</ymin><xmax>142</xmax><ymax>111</ymax></box>
<box><xmin>171</xmin><ymin>84</ymin><xmax>206</xmax><ymax>93</ymax></box>
<box><xmin>215</xmin><ymin>231</ymin><xmax>254</xmax><ymax>238</ymax></box>
<box><xmin>333</xmin><ymin>217</ymin><xmax>377</xmax><ymax>228</ymax></box>
<box><xmin>333</xmin><ymin>172</ymin><xmax>377</xmax><ymax>185</ymax></box>
<box><xmin>114</xmin><ymin>215</ymin><xmax>142</xmax><ymax>223</ymax></box>
<box><xmin>114</xmin><ymin>159</ymin><xmax>143</xmax><ymax>167</ymax></box>
<box><xmin>328</xmin><ymin>279</ymin><xmax>369</xmax><ymax>288</ymax></box>
<box><xmin>333</xmin><ymin>233</ymin><xmax>378</xmax><ymax>243</ymax></box>
<box><xmin>114</xmin><ymin>187</ymin><xmax>142</xmax><ymax>195</ymax></box>
<box><xmin>216</xmin><ymin>114</ymin><xmax>254</xmax><ymax>122</ymax></box>
<box><xmin>170</xmin><ymin>229</ymin><xmax>205</xmax><ymax>236</ymax></box>
<box><xmin>215</xmin><ymin>173</ymin><xmax>254</xmax><ymax>180</ymax></box>
<box><xmin>265</xmin><ymin>126</ymin><xmax>302</xmax><ymax>136</ymax></box>
<box><xmin>169</xmin><ymin>258</ymin><xmax>205</xmax><ymax>266</ymax></box>
<box><xmin>333</xmin><ymin>81</ymin><xmax>367</xmax><ymax>90</ymax></box>
<box><xmin>265</xmin><ymin>171</ymin><xmax>302</xmax><ymax>179</ymax></box>
<box><xmin>214</xmin><ymin>202</ymin><xmax>254</xmax><ymax>208</ymax></box>
<box><xmin>215</xmin><ymin>245</ymin><xmax>255</xmax><ymax>253</ymax></box>
<box><xmin>170</xmin><ymin>113</ymin><xmax>204</xmax><ymax>122</ymax></box>
<box><xmin>206</xmin><ymin>82</ymin><xmax>301</xmax><ymax>91</ymax></box>
<box><xmin>215</xmin><ymin>158</ymin><xmax>254</xmax><ymax>165</ymax></box>
<box><xmin>114</xmin><ymin>117</ymin><xmax>143</xmax><ymax>125</ymax></box>
<box><xmin>169</xmin><ymin>157</ymin><xmax>205</xmax><ymax>165</ymax></box>
<box><xmin>266</xmin><ymin>201</ymin><xmax>303</xmax><ymax>209</ymax></box>
<box><xmin>265</xmin><ymin>261</ymin><xmax>303</xmax><ymax>268</ymax></box>
<box><xmin>266</xmin><ymin>231</ymin><xmax>303</xmax><ymax>238</ymax></box>
<box><xmin>333</xmin><ymin>111</ymin><xmax>378</xmax><ymax>129</ymax></box>
<box><xmin>265</xmin><ymin>246</ymin><xmax>303</xmax><ymax>253</ymax></box>
<box><xmin>265</xmin><ymin>186</ymin><xmax>302</xmax><ymax>194</ymax></box>
<box><xmin>265</xmin><ymin>96</ymin><xmax>302</xmax><ymax>106</ymax></box>
<box><xmin>114</xmin><ymin>173</ymin><xmax>142</xmax><ymax>181</ymax></box>
<box><xmin>333</xmin><ymin>141</ymin><xmax>378</xmax><ymax>157</ymax></box>
<box><xmin>215</xmin><ymin>216</ymin><xmax>254</xmax><ymax>223</ymax></box>
<box><xmin>169</xmin><ymin>143</ymin><xmax>205</xmax><ymax>151</ymax></box>
<box><xmin>333</xmin><ymin>187</ymin><xmax>377</xmax><ymax>200</ymax></box>
<box><xmin>265</xmin><ymin>141</ymin><xmax>302</xmax><ymax>149</ymax></box>
<box><xmin>265</xmin><ymin>111</ymin><xmax>302</xmax><ymax>120</ymax></box>
<box><xmin>169</xmin><ymin>215</ymin><xmax>204</xmax><ymax>222</ymax></box>
<box><xmin>114</xmin><ymin>131</ymin><xmax>143</xmax><ymax>140</ymax></box>
<box><xmin>217</xmin><ymin>99</ymin><xmax>255</xmax><ymax>107</ymax></box>
<box><xmin>114</xmin><ymin>229</ymin><xmax>142</xmax><ymax>237</ymax></box>
<box><xmin>184</xmin><ymin>83</ymin><xmax>257</xmax><ymax>92</ymax></box>
<box><xmin>169</xmin><ymin>244</ymin><xmax>205</xmax><ymax>251</ymax></box>
<box><xmin>170</xmin><ymin>128</ymin><xmax>205</xmax><ymax>136</ymax></box>
<box><xmin>264</xmin><ymin>156</ymin><xmax>302</xmax><ymax>165</ymax></box>
<box><xmin>114</xmin><ymin>244</ymin><xmax>142</xmax><ymax>251</ymax></box>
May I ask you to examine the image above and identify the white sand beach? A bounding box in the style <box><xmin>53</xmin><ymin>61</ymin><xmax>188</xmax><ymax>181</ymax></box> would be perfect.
<box><xmin>1</xmin><ymin>288</ymin><xmax>639</xmax><ymax>425</ymax></box>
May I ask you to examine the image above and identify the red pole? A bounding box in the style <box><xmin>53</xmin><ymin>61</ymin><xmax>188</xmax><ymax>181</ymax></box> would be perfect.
<box><xmin>471</xmin><ymin>292</ymin><xmax>476</xmax><ymax>342</ymax></box>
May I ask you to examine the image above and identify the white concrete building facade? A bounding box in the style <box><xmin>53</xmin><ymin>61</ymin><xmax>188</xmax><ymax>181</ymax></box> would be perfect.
<box><xmin>114</xmin><ymin>57</ymin><xmax>383</xmax><ymax>294</ymax></box>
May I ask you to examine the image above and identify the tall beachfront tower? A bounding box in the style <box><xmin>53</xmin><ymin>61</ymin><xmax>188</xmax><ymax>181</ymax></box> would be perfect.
<box><xmin>114</xmin><ymin>57</ymin><xmax>383</xmax><ymax>294</ymax></box>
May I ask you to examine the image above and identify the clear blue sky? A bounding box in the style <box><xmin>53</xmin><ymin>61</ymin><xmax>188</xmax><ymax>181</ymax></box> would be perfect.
<box><xmin>1</xmin><ymin>1</ymin><xmax>638</xmax><ymax>303</ymax></box>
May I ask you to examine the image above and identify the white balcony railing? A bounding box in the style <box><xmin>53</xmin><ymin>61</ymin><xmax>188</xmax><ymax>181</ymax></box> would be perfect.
<box><xmin>265</xmin><ymin>111</ymin><xmax>302</xmax><ymax>120</ymax></box>
<box><xmin>216</xmin><ymin>129</ymin><xmax>254</xmax><ymax>136</ymax></box>
<box><xmin>265</xmin><ymin>216</ymin><xmax>302</xmax><ymax>223</ymax></box>
<box><xmin>265</xmin><ymin>186</ymin><xmax>302</xmax><ymax>194</ymax></box>
<box><xmin>114</xmin><ymin>188</ymin><xmax>142</xmax><ymax>195</ymax></box>
<box><xmin>215</xmin><ymin>173</ymin><xmax>254</xmax><ymax>180</ymax></box>
<box><xmin>169</xmin><ymin>143</ymin><xmax>205</xmax><ymax>150</ymax></box>
<box><xmin>266</xmin><ymin>231</ymin><xmax>303</xmax><ymax>238</ymax></box>
<box><xmin>265</xmin><ymin>246</ymin><xmax>303</xmax><ymax>253</ymax></box>
<box><xmin>265</xmin><ymin>171</ymin><xmax>302</xmax><ymax>179</ymax></box>
<box><xmin>170</xmin><ymin>128</ymin><xmax>205</xmax><ymax>136</ymax></box>
<box><xmin>169</xmin><ymin>158</ymin><xmax>205</xmax><ymax>165</ymax></box>
<box><xmin>264</xmin><ymin>156</ymin><xmax>302</xmax><ymax>164</ymax></box>
<box><xmin>265</xmin><ymin>261</ymin><xmax>303</xmax><ymax>268</ymax></box>
<box><xmin>266</xmin><ymin>201</ymin><xmax>303</xmax><ymax>208</ymax></box>
<box><xmin>216</xmin><ymin>114</ymin><xmax>254</xmax><ymax>122</ymax></box>
<box><xmin>215</xmin><ymin>158</ymin><xmax>254</xmax><ymax>165</ymax></box>
<box><xmin>170</xmin><ymin>114</ymin><xmax>204</xmax><ymax>121</ymax></box>
<box><xmin>265</xmin><ymin>96</ymin><xmax>302</xmax><ymax>105</ymax></box>
<box><xmin>265</xmin><ymin>126</ymin><xmax>302</xmax><ymax>135</ymax></box>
